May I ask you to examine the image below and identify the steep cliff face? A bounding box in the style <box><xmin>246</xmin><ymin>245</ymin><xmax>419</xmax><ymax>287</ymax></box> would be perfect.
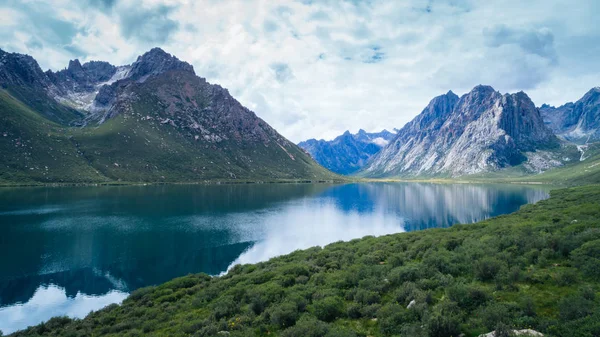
<box><xmin>298</xmin><ymin>129</ymin><xmax>396</xmax><ymax>174</ymax></box>
<box><xmin>540</xmin><ymin>88</ymin><xmax>600</xmax><ymax>142</ymax></box>
<box><xmin>364</xmin><ymin>86</ymin><xmax>559</xmax><ymax>177</ymax></box>
<box><xmin>0</xmin><ymin>48</ymin><xmax>336</xmax><ymax>183</ymax></box>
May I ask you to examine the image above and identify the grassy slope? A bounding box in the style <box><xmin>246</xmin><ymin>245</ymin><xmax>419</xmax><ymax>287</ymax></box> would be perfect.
<box><xmin>11</xmin><ymin>185</ymin><xmax>600</xmax><ymax>337</ymax></box>
<box><xmin>466</xmin><ymin>143</ymin><xmax>600</xmax><ymax>186</ymax></box>
<box><xmin>0</xmin><ymin>90</ymin><xmax>110</xmax><ymax>184</ymax></box>
<box><xmin>0</xmin><ymin>89</ymin><xmax>339</xmax><ymax>185</ymax></box>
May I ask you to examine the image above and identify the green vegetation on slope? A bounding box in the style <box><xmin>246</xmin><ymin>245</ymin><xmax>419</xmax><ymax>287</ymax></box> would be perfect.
<box><xmin>0</xmin><ymin>89</ymin><xmax>339</xmax><ymax>185</ymax></box>
<box><xmin>12</xmin><ymin>185</ymin><xmax>600</xmax><ymax>337</ymax></box>
<box><xmin>467</xmin><ymin>143</ymin><xmax>600</xmax><ymax>186</ymax></box>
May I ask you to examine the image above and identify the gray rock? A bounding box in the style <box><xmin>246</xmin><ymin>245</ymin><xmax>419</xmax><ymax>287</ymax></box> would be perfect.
<box><xmin>540</xmin><ymin>87</ymin><xmax>600</xmax><ymax>143</ymax></box>
<box><xmin>363</xmin><ymin>85</ymin><xmax>559</xmax><ymax>177</ymax></box>
<box><xmin>478</xmin><ymin>329</ymin><xmax>543</xmax><ymax>337</ymax></box>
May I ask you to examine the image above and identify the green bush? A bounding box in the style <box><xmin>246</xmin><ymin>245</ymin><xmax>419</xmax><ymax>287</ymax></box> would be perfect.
<box><xmin>280</xmin><ymin>316</ymin><xmax>329</xmax><ymax>337</ymax></box>
<box><xmin>310</xmin><ymin>296</ymin><xmax>344</xmax><ymax>322</ymax></box>
<box><xmin>377</xmin><ymin>304</ymin><xmax>407</xmax><ymax>335</ymax></box>
<box><xmin>475</xmin><ymin>257</ymin><xmax>503</xmax><ymax>281</ymax></box>
<box><xmin>447</xmin><ymin>283</ymin><xmax>490</xmax><ymax>311</ymax></box>
<box><xmin>210</xmin><ymin>295</ymin><xmax>238</xmax><ymax>320</ymax></box>
<box><xmin>555</xmin><ymin>269</ymin><xmax>578</xmax><ymax>286</ymax></box>
<box><xmin>269</xmin><ymin>301</ymin><xmax>299</xmax><ymax>328</ymax></box>
<box><xmin>571</xmin><ymin>240</ymin><xmax>600</xmax><ymax>278</ymax></box>
<box><xmin>427</xmin><ymin>312</ymin><xmax>461</xmax><ymax>337</ymax></box>
<box><xmin>559</xmin><ymin>295</ymin><xmax>594</xmax><ymax>321</ymax></box>
<box><xmin>354</xmin><ymin>289</ymin><xmax>381</xmax><ymax>305</ymax></box>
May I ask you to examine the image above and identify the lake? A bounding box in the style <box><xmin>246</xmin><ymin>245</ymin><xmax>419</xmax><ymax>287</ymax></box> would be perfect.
<box><xmin>0</xmin><ymin>182</ymin><xmax>549</xmax><ymax>333</ymax></box>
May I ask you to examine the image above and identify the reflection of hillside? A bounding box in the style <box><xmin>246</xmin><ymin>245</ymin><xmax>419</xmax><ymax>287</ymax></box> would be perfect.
<box><xmin>0</xmin><ymin>241</ymin><xmax>252</xmax><ymax>307</ymax></box>
<box><xmin>321</xmin><ymin>183</ymin><xmax>549</xmax><ymax>231</ymax></box>
<box><xmin>0</xmin><ymin>184</ymin><xmax>328</xmax><ymax>293</ymax></box>
<box><xmin>226</xmin><ymin>200</ymin><xmax>404</xmax><ymax>270</ymax></box>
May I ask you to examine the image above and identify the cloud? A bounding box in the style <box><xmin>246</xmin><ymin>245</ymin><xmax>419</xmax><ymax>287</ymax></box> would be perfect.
<box><xmin>1</xmin><ymin>0</ymin><xmax>600</xmax><ymax>141</ymax></box>
<box><xmin>118</xmin><ymin>3</ymin><xmax>180</xmax><ymax>44</ymax></box>
<box><xmin>270</xmin><ymin>63</ymin><xmax>295</xmax><ymax>83</ymax></box>
<box><xmin>484</xmin><ymin>24</ymin><xmax>557</xmax><ymax>62</ymax></box>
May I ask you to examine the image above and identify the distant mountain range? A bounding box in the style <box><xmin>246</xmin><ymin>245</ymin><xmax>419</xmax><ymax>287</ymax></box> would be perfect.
<box><xmin>298</xmin><ymin>129</ymin><xmax>396</xmax><ymax>174</ymax></box>
<box><xmin>302</xmin><ymin>85</ymin><xmax>600</xmax><ymax>178</ymax></box>
<box><xmin>540</xmin><ymin>87</ymin><xmax>600</xmax><ymax>143</ymax></box>
<box><xmin>0</xmin><ymin>48</ymin><xmax>337</xmax><ymax>184</ymax></box>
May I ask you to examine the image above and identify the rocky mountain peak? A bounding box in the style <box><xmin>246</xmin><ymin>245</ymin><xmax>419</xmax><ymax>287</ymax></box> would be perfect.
<box><xmin>68</xmin><ymin>59</ymin><xmax>83</xmax><ymax>72</ymax></box>
<box><xmin>540</xmin><ymin>87</ymin><xmax>600</xmax><ymax>142</ymax></box>
<box><xmin>128</xmin><ymin>47</ymin><xmax>195</xmax><ymax>82</ymax></box>
<box><xmin>81</xmin><ymin>61</ymin><xmax>117</xmax><ymax>83</ymax></box>
<box><xmin>363</xmin><ymin>85</ymin><xmax>560</xmax><ymax>177</ymax></box>
<box><xmin>0</xmin><ymin>48</ymin><xmax>52</xmax><ymax>89</ymax></box>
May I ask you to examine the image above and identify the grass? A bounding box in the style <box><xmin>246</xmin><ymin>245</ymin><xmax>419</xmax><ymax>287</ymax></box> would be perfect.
<box><xmin>10</xmin><ymin>185</ymin><xmax>600</xmax><ymax>337</ymax></box>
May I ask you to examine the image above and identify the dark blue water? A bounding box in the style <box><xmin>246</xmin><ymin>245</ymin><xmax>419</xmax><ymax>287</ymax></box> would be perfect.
<box><xmin>0</xmin><ymin>183</ymin><xmax>549</xmax><ymax>333</ymax></box>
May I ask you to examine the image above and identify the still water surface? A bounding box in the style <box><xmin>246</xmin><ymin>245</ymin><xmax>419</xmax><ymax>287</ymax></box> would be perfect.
<box><xmin>0</xmin><ymin>183</ymin><xmax>549</xmax><ymax>333</ymax></box>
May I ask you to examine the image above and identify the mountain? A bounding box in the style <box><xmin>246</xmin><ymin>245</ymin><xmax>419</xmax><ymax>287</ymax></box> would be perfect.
<box><xmin>0</xmin><ymin>48</ymin><xmax>337</xmax><ymax>184</ymax></box>
<box><xmin>540</xmin><ymin>87</ymin><xmax>600</xmax><ymax>143</ymax></box>
<box><xmin>298</xmin><ymin>129</ymin><xmax>396</xmax><ymax>174</ymax></box>
<box><xmin>362</xmin><ymin>85</ymin><xmax>567</xmax><ymax>178</ymax></box>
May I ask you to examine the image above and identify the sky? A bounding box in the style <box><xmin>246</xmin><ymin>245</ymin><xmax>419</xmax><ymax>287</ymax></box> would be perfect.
<box><xmin>1</xmin><ymin>0</ymin><xmax>599</xmax><ymax>142</ymax></box>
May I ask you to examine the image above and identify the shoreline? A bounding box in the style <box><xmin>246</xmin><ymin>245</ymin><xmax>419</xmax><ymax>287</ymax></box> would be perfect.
<box><xmin>0</xmin><ymin>176</ymin><xmax>566</xmax><ymax>189</ymax></box>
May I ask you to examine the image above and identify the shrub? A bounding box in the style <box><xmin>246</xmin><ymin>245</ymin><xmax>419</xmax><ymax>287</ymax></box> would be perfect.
<box><xmin>479</xmin><ymin>303</ymin><xmax>511</xmax><ymax>330</ymax></box>
<box><xmin>324</xmin><ymin>326</ymin><xmax>358</xmax><ymax>337</ymax></box>
<box><xmin>520</xmin><ymin>296</ymin><xmax>536</xmax><ymax>317</ymax></box>
<box><xmin>555</xmin><ymin>269</ymin><xmax>578</xmax><ymax>286</ymax></box>
<box><xmin>354</xmin><ymin>289</ymin><xmax>381</xmax><ymax>305</ymax></box>
<box><xmin>270</xmin><ymin>301</ymin><xmax>299</xmax><ymax>328</ymax></box>
<box><xmin>346</xmin><ymin>303</ymin><xmax>362</xmax><ymax>319</ymax></box>
<box><xmin>377</xmin><ymin>304</ymin><xmax>406</xmax><ymax>335</ymax></box>
<box><xmin>571</xmin><ymin>240</ymin><xmax>600</xmax><ymax>278</ymax></box>
<box><xmin>310</xmin><ymin>296</ymin><xmax>344</xmax><ymax>322</ymax></box>
<box><xmin>388</xmin><ymin>264</ymin><xmax>421</xmax><ymax>285</ymax></box>
<box><xmin>559</xmin><ymin>295</ymin><xmax>594</xmax><ymax>321</ymax></box>
<box><xmin>360</xmin><ymin>304</ymin><xmax>382</xmax><ymax>318</ymax></box>
<box><xmin>494</xmin><ymin>322</ymin><xmax>515</xmax><ymax>337</ymax></box>
<box><xmin>427</xmin><ymin>312</ymin><xmax>461</xmax><ymax>337</ymax></box>
<box><xmin>447</xmin><ymin>283</ymin><xmax>490</xmax><ymax>311</ymax></box>
<box><xmin>475</xmin><ymin>257</ymin><xmax>503</xmax><ymax>281</ymax></box>
<box><xmin>280</xmin><ymin>317</ymin><xmax>329</xmax><ymax>337</ymax></box>
<box><xmin>211</xmin><ymin>296</ymin><xmax>238</xmax><ymax>320</ymax></box>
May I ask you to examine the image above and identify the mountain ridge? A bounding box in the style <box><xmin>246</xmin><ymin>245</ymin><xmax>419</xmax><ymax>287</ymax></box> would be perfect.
<box><xmin>362</xmin><ymin>85</ymin><xmax>565</xmax><ymax>178</ymax></box>
<box><xmin>540</xmin><ymin>87</ymin><xmax>600</xmax><ymax>143</ymax></box>
<box><xmin>0</xmin><ymin>48</ymin><xmax>338</xmax><ymax>184</ymax></box>
<box><xmin>298</xmin><ymin>129</ymin><xmax>396</xmax><ymax>174</ymax></box>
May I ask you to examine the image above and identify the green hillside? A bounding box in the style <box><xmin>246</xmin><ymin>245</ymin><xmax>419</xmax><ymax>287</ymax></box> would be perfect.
<box><xmin>10</xmin><ymin>185</ymin><xmax>600</xmax><ymax>337</ymax></box>
<box><xmin>0</xmin><ymin>89</ymin><xmax>339</xmax><ymax>185</ymax></box>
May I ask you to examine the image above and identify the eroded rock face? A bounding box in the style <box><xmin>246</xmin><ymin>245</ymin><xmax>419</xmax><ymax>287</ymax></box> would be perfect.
<box><xmin>364</xmin><ymin>85</ymin><xmax>558</xmax><ymax>177</ymax></box>
<box><xmin>540</xmin><ymin>88</ymin><xmax>600</xmax><ymax>143</ymax></box>
<box><xmin>0</xmin><ymin>49</ymin><xmax>53</xmax><ymax>89</ymax></box>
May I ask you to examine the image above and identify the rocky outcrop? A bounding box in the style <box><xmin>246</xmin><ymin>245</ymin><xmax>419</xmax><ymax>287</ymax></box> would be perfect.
<box><xmin>298</xmin><ymin>129</ymin><xmax>396</xmax><ymax>174</ymax></box>
<box><xmin>127</xmin><ymin>48</ymin><xmax>194</xmax><ymax>82</ymax></box>
<box><xmin>540</xmin><ymin>88</ymin><xmax>600</xmax><ymax>143</ymax></box>
<box><xmin>478</xmin><ymin>329</ymin><xmax>543</xmax><ymax>337</ymax></box>
<box><xmin>363</xmin><ymin>85</ymin><xmax>559</xmax><ymax>177</ymax></box>
<box><xmin>0</xmin><ymin>49</ymin><xmax>54</xmax><ymax>90</ymax></box>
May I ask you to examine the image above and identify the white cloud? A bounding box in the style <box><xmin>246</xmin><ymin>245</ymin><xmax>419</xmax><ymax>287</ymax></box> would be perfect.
<box><xmin>1</xmin><ymin>0</ymin><xmax>599</xmax><ymax>141</ymax></box>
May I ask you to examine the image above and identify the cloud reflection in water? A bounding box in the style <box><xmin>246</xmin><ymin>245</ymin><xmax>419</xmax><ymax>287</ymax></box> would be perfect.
<box><xmin>0</xmin><ymin>285</ymin><xmax>128</xmax><ymax>334</ymax></box>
